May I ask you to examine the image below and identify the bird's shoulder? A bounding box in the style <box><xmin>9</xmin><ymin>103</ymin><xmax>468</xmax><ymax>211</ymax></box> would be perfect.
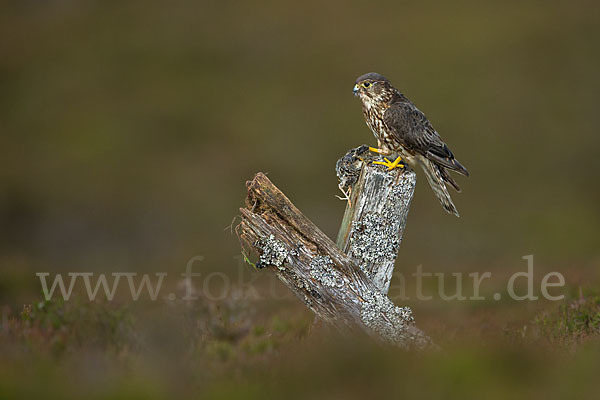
<box><xmin>385</xmin><ymin>95</ymin><xmax>425</xmax><ymax>123</ymax></box>
<box><xmin>383</xmin><ymin>99</ymin><xmax>440</xmax><ymax>146</ymax></box>
<box><xmin>379</xmin><ymin>90</ymin><xmax>468</xmax><ymax>175</ymax></box>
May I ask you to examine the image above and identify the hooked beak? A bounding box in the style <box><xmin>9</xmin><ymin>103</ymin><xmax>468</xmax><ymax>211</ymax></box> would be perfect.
<box><xmin>353</xmin><ymin>84</ymin><xmax>359</xmax><ymax>96</ymax></box>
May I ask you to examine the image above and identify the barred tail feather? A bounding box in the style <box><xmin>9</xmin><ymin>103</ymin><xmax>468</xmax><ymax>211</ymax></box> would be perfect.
<box><xmin>440</xmin><ymin>167</ymin><xmax>461</xmax><ymax>192</ymax></box>
<box><xmin>418</xmin><ymin>157</ymin><xmax>460</xmax><ymax>217</ymax></box>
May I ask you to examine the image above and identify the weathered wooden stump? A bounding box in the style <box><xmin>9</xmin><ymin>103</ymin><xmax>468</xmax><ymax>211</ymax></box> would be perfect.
<box><xmin>336</xmin><ymin>145</ymin><xmax>416</xmax><ymax>295</ymax></box>
<box><xmin>237</xmin><ymin>145</ymin><xmax>432</xmax><ymax>349</ymax></box>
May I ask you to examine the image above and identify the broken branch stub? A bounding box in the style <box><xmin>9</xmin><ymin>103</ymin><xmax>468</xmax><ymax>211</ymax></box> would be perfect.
<box><xmin>238</xmin><ymin>172</ymin><xmax>430</xmax><ymax>349</ymax></box>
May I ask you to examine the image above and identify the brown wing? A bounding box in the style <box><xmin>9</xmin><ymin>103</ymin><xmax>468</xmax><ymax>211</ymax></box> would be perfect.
<box><xmin>383</xmin><ymin>102</ymin><xmax>469</xmax><ymax>177</ymax></box>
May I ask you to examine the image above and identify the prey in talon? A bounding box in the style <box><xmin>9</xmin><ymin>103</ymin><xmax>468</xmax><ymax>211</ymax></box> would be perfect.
<box><xmin>335</xmin><ymin>146</ymin><xmax>368</xmax><ymax>208</ymax></box>
<box><xmin>353</xmin><ymin>72</ymin><xmax>469</xmax><ymax>217</ymax></box>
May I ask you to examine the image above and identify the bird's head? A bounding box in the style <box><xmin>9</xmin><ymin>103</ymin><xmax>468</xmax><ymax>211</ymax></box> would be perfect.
<box><xmin>353</xmin><ymin>72</ymin><xmax>393</xmax><ymax>105</ymax></box>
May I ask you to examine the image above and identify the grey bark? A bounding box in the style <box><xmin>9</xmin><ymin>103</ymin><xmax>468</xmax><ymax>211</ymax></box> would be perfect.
<box><xmin>336</xmin><ymin>145</ymin><xmax>416</xmax><ymax>295</ymax></box>
<box><xmin>237</xmin><ymin>148</ymin><xmax>431</xmax><ymax>349</ymax></box>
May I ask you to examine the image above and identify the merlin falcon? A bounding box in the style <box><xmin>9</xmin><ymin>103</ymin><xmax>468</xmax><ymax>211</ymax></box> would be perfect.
<box><xmin>353</xmin><ymin>72</ymin><xmax>469</xmax><ymax>217</ymax></box>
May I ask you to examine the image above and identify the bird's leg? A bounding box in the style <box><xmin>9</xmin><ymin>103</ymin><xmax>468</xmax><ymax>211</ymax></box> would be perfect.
<box><xmin>373</xmin><ymin>156</ymin><xmax>404</xmax><ymax>171</ymax></box>
<box><xmin>335</xmin><ymin>186</ymin><xmax>352</xmax><ymax>207</ymax></box>
<box><xmin>368</xmin><ymin>147</ymin><xmax>387</xmax><ymax>154</ymax></box>
<box><xmin>369</xmin><ymin>146</ymin><xmax>403</xmax><ymax>170</ymax></box>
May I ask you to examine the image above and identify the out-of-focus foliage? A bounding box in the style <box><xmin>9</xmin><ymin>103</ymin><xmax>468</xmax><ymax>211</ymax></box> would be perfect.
<box><xmin>1</xmin><ymin>295</ymin><xmax>600</xmax><ymax>399</ymax></box>
<box><xmin>533</xmin><ymin>293</ymin><xmax>600</xmax><ymax>346</ymax></box>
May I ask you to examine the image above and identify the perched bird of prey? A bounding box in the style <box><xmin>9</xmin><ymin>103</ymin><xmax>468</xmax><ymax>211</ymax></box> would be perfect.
<box><xmin>353</xmin><ymin>72</ymin><xmax>469</xmax><ymax>217</ymax></box>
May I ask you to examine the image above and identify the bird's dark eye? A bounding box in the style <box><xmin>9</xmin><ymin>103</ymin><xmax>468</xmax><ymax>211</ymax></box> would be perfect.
<box><xmin>362</xmin><ymin>82</ymin><xmax>372</xmax><ymax>88</ymax></box>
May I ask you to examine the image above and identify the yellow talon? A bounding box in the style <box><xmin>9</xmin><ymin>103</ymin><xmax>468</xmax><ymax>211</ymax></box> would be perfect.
<box><xmin>373</xmin><ymin>156</ymin><xmax>404</xmax><ymax>171</ymax></box>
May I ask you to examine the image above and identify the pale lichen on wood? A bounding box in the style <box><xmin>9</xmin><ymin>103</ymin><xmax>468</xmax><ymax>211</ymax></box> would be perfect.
<box><xmin>237</xmin><ymin>167</ymin><xmax>431</xmax><ymax>349</ymax></box>
<box><xmin>336</xmin><ymin>145</ymin><xmax>416</xmax><ymax>294</ymax></box>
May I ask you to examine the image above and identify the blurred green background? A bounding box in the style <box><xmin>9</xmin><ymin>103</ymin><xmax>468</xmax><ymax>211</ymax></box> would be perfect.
<box><xmin>1</xmin><ymin>0</ymin><xmax>600</xmax><ymax>398</ymax></box>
